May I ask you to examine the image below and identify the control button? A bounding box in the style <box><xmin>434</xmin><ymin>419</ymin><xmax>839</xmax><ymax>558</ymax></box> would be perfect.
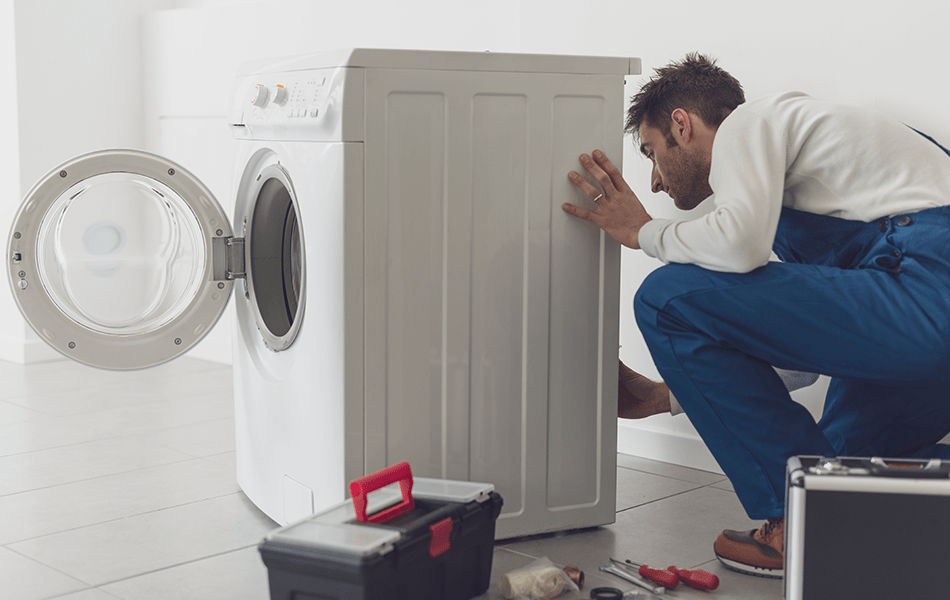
<box><xmin>310</xmin><ymin>108</ymin><xmax>319</xmax><ymax>118</ymax></box>
<box><xmin>878</xmin><ymin>220</ymin><xmax>888</xmax><ymax>232</ymax></box>
<box><xmin>250</xmin><ymin>84</ymin><xmax>269</xmax><ymax>108</ymax></box>
<box><xmin>897</xmin><ymin>215</ymin><xmax>913</xmax><ymax>227</ymax></box>
<box><xmin>273</xmin><ymin>85</ymin><xmax>288</xmax><ymax>105</ymax></box>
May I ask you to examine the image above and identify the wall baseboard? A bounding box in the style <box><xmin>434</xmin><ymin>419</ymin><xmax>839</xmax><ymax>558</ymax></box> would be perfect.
<box><xmin>0</xmin><ymin>335</ymin><xmax>65</xmax><ymax>366</ymax></box>
<box><xmin>617</xmin><ymin>421</ymin><xmax>724</xmax><ymax>475</ymax></box>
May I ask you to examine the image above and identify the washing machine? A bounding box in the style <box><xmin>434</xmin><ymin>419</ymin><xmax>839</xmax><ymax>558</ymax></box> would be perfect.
<box><xmin>7</xmin><ymin>48</ymin><xmax>639</xmax><ymax>539</ymax></box>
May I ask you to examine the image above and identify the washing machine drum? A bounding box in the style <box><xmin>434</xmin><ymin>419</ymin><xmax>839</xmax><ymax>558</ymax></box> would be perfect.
<box><xmin>7</xmin><ymin>149</ymin><xmax>240</xmax><ymax>370</ymax></box>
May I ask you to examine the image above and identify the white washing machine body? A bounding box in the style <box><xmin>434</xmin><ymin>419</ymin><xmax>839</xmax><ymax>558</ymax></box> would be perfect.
<box><xmin>8</xmin><ymin>49</ymin><xmax>639</xmax><ymax>539</ymax></box>
<box><xmin>227</xmin><ymin>139</ymin><xmax>361</xmax><ymax>525</ymax></box>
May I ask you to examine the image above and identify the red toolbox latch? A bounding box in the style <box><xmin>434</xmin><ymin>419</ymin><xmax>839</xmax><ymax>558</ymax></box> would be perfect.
<box><xmin>429</xmin><ymin>517</ymin><xmax>453</xmax><ymax>557</ymax></box>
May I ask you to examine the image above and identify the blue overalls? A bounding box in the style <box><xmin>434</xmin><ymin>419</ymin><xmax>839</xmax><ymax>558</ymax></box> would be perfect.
<box><xmin>633</xmin><ymin>137</ymin><xmax>950</xmax><ymax>520</ymax></box>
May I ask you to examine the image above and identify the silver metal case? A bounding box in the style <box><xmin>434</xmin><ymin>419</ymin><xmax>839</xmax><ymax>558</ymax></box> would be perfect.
<box><xmin>785</xmin><ymin>455</ymin><xmax>950</xmax><ymax>600</ymax></box>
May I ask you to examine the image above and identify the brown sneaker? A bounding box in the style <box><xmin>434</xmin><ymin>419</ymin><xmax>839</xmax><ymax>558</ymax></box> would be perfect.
<box><xmin>714</xmin><ymin>516</ymin><xmax>784</xmax><ymax>579</ymax></box>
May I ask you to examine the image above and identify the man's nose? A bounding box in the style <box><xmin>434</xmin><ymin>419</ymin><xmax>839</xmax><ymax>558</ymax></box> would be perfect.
<box><xmin>651</xmin><ymin>165</ymin><xmax>664</xmax><ymax>194</ymax></box>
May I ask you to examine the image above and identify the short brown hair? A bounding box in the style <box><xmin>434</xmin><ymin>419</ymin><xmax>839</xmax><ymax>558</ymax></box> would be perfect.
<box><xmin>626</xmin><ymin>53</ymin><xmax>745</xmax><ymax>145</ymax></box>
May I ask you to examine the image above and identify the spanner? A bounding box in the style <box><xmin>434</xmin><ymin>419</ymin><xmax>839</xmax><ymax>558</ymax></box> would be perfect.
<box><xmin>599</xmin><ymin>564</ymin><xmax>666</xmax><ymax>595</ymax></box>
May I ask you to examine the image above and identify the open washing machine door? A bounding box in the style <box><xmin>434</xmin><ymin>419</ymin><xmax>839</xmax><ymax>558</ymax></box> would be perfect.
<box><xmin>7</xmin><ymin>149</ymin><xmax>242</xmax><ymax>370</ymax></box>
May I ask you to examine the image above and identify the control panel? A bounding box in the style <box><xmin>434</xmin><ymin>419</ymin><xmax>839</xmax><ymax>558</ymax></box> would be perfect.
<box><xmin>243</xmin><ymin>75</ymin><xmax>328</xmax><ymax>118</ymax></box>
<box><xmin>229</xmin><ymin>67</ymin><xmax>354</xmax><ymax>141</ymax></box>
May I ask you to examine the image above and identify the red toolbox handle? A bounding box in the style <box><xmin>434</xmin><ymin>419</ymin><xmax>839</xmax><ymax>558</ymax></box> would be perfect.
<box><xmin>349</xmin><ymin>462</ymin><xmax>415</xmax><ymax>524</ymax></box>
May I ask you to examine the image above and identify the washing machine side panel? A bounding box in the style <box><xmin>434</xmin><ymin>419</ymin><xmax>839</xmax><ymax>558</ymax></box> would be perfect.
<box><xmin>362</xmin><ymin>85</ymin><xmax>453</xmax><ymax>480</ymax></box>
<box><xmin>362</xmin><ymin>68</ymin><xmax>623</xmax><ymax>539</ymax></box>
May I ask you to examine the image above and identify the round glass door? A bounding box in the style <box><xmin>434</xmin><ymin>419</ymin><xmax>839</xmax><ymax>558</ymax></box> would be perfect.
<box><xmin>8</xmin><ymin>150</ymin><xmax>234</xmax><ymax>370</ymax></box>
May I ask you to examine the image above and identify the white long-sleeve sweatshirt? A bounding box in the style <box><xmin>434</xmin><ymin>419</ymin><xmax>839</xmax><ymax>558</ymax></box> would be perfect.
<box><xmin>638</xmin><ymin>92</ymin><xmax>950</xmax><ymax>272</ymax></box>
<box><xmin>639</xmin><ymin>92</ymin><xmax>950</xmax><ymax>414</ymax></box>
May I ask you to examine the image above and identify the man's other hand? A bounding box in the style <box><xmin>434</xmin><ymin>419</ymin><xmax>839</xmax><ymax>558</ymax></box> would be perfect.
<box><xmin>619</xmin><ymin>360</ymin><xmax>671</xmax><ymax>418</ymax></box>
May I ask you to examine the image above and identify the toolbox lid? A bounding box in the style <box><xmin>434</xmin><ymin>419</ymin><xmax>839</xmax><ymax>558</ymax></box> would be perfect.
<box><xmin>412</xmin><ymin>478</ymin><xmax>494</xmax><ymax>503</ymax></box>
<box><xmin>261</xmin><ymin>477</ymin><xmax>494</xmax><ymax>557</ymax></box>
<box><xmin>268</xmin><ymin>520</ymin><xmax>402</xmax><ymax>557</ymax></box>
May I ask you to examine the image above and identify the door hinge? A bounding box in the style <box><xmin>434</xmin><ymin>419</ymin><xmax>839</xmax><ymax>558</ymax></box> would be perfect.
<box><xmin>212</xmin><ymin>237</ymin><xmax>246</xmax><ymax>281</ymax></box>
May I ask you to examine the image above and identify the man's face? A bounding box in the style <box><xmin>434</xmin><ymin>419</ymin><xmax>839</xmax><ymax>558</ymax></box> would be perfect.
<box><xmin>639</xmin><ymin>119</ymin><xmax>712</xmax><ymax>211</ymax></box>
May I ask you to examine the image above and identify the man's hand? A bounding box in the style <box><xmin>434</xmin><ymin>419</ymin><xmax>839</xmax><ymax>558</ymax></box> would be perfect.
<box><xmin>618</xmin><ymin>360</ymin><xmax>671</xmax><ymax>419</ymax></box>
<box><xmin>563</xmin><ymin>150</ymin><xmax>652</xmax><ymax>250</ymax></box>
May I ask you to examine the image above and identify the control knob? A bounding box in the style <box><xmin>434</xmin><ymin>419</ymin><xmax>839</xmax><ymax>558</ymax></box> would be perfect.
<box><xmin>273</xmin><ymin>85</ymin><xmax>288</xmax><ymax>105</ymax></box>
<box><xmin>250</xmin><ymin>84</ymin><xmax>269</xmax><ymax>108</ymax></box>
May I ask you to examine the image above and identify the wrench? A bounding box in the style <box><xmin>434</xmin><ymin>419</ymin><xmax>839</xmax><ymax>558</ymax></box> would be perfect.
<box><xmin>599</xmin><ymin>564</ymin><xmax>666</xmax><ymax>595</ymax></box>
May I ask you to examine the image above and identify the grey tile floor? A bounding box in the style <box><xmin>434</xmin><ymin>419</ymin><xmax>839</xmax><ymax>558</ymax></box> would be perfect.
<box><xmin>0</xmin><ymin>357</ymin><xmax>782</xmax><ymax>600</ymax></box>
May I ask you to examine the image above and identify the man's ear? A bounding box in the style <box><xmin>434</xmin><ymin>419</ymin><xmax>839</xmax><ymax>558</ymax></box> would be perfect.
<box><xmin>670</xmin><ymin>108</ymin><xmax>692</xmax><ymax>144</ymax></box>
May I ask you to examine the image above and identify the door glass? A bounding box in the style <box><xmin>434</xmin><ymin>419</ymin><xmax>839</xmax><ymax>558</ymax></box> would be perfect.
<box><xmin>35</xmin><ymin>172</ymin><xmax>205</xmax><ymax>335</ymax></box>
<box><xmin>249</xmin><ymin>177</ymin><xmax>302</xmax><ymax>345</ymax></box>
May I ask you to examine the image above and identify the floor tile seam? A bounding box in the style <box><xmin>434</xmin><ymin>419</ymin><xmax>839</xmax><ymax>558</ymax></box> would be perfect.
<box><xmin>695</xmin><ymin>558</ymin><xmax>721</xmax><ymax>570</ymax></box>
<box><xmin>0</xmin><ymin>410</ymin><xmax>105</xmax><ymax>428</ymax></box>
<box><xmin>127</xmin><ymin>415</ymin><xmax>235</xmax><ymax>438</ymax></box>
<box><xmin>201</xmin><ymin>450</ymin><xmax>236</xmax><ymax>461</ymax></box>
<box><xmin>44</xmin><ymin>589</ymin><xmax>123</xmax><ymax>600</ymax></box>
<box><xmin>169</xmin><ymin>360</ymin><xmax>232</xmax><ymax>374</ymax></box>
<box><xmin>0</xmin><ymin>430</ymin><xmax>124</xmax><ymax>461</ymax></box>
<box><xmin>1</xmin><ymin>544</ymin><xmax>94</xmax><ymax>590</ymax></box>
<box><xmin>702</xmin><ymin>480</ymin><xmax>734</xmax><ymax>491</ymax></box>
<box><xmin>0</xmin><ymin>454</ymin><xmax>200</xmax><ymax>499</ymax></box>
<box><xmin>3</xmin><ymin>372</ymin><xmax>228</xmax><ymax>398</ymax></box>
<box><xmin>37</xmin><ymin>363</ymin><xmax>231</xmax><ymax>387</ymax></box>
<box><xmin>63</xmin><ymin>393</ymin><xmax>236</xmax><ymax>420</ymax></box>
<box><xmin>614</xmin><ymin>485</ymin><xmax>710</xmax><ymax>514</ymax></box>
<box><xmin>1</xmin><ymin>385</ymin><xmax>139</xmax><ymax>406</ymax></box>
<box><xmin>44</xmin><ymin>544</ymin><xmax>261</xmax><ymax>598</ymax></box>
<box><xmin>66</xmin><ymin>411</ymin><xmax>237</xmax><ymax>438</ymax></box>
<box><xmin>4</xmin><ymin>381</ymin><xmax>234</xmax><ymax>415</ymax></box>
<box><xmin>3</xmin><ymin>490</ymin><xmax>247</xmax><ymax>547</ymax></box>
<box><xmin>196</xmin><ymin>452</ymin><xmax>236</xmax><ymax>464</ymax></box>
<box><xmin>0</xmin><ymin>399</ymin><xmax>50</xmax><ymax>421</ymax></box>
<box><xmin>617</xmin><ymin>464</ymin><xmax>727</xmax><ymax>486</ymax></box>
<box><xmin>493</xmin><ymin>546</ymin><xmax>545</xmax><ymax>561</ymax></box>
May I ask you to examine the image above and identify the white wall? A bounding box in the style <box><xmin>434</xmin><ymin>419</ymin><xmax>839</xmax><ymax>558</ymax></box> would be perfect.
<box><xmin>520</xmin><ymin>0</ymin><xmax>950</xmax><ymax>472</ymax></box>
<box><xmin>0</xmin><ymin>0</ymin><xmax>26</xmax><ymax>363</ymax></box>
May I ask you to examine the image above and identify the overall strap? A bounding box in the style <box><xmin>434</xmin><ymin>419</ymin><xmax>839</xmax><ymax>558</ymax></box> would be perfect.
<box><xmin>909</xmin><ymin>126</ymin><xmax>950</xmax><ymax>158</ymax></box>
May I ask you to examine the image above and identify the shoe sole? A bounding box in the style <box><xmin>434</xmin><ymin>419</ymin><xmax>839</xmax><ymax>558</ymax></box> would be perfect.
<box><xmin>714</xmin><ymin>546</ymin><xmax>784</xmax><ymax>580</ymax></box>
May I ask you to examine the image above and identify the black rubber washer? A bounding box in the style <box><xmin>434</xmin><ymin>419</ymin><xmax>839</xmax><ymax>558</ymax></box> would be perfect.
<box><xmin>590</xmin><ymin>587</ymin><xmax>623</xmax><ymax>599</ymax></box>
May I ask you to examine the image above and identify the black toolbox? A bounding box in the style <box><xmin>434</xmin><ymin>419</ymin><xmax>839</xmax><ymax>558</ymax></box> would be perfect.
<box><xmin>785</xmin><ymin>455</ymin><xmax>950</xmax><ymax>600</ymax></box>
<box><xmin>258</xmin><ymin>462</ymin><xmax>503</xmax><ymax>600</ymax></box>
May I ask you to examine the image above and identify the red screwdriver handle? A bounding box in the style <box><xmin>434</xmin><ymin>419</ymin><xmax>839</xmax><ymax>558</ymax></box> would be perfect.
<box><xmin>668</xmin><ymin>566</ymin><xmax>720</xmax><ymax>591</ymax></box>
<box><xmin>638</xmin><ymin>565</ymin><xmax>679</xmax><ymax>589</ymax></box>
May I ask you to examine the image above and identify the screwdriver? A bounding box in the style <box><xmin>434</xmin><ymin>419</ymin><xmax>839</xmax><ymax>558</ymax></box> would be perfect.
<box><xmin>609</xmin><ymin>558</ymin><xmax>679</xmax><ymax>589</ymax></box>
<box><xmin>626</xmin><ymin>560</ymin><xmax>720</xmax><ymax>591</ymax></box>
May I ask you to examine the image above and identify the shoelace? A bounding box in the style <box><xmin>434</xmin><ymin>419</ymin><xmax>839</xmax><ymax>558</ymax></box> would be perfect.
<box><xmin>760</xmin><ymin>517</ymin><xmax>784</xmax><ymax>543</ymax></box>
